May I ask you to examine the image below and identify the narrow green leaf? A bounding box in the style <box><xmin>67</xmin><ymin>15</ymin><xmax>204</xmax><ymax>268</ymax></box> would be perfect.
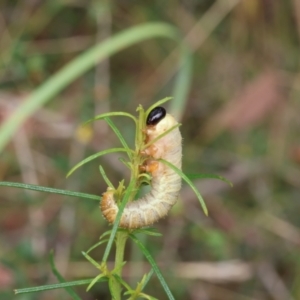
<box><xmin>86</xmin><ymin>274</ymin><xmax>106</xmax><ymax>291</ymax></box>
<box><xmin>99</xmin><ymin>228</ymin><xmax>126</xmax><ymax>240</ymax></box>
<box><xmin>118</xmin><ymin>157</ymin><xmax>131</xmax><ymax>169</ymax></box>
<box><xmin>124</xmin><ymin>290</ymin><xmax>158</xmax><ymax>300</ymax></box>
<box><xmin>99</xmin><ymin>229</ymin><xmax>113</xmax><ymax>240</ymax></box>
<box><xmin>86</xmin><ymin>239</ymin><xmax>109</xmax><ymax>254</ymax></box>
<box><xmin>82</xmin><ymin>251</ymin><xmax>101</xmax><ymax>269</ymax></box>
<box><xmin>49</xmin><ymin>251</ymin><xmax>81</xmax><ymax>300</ymax></box>
<box><xmin>84</xmin><ymin>112</ymin><xmax>137</xmax><ymax>125</ymax></box>
<box><xmin>99</xmin><ymin>166</ymin><xmax>114</xmax><ymax>189</ymax></box>
<box><xmin>104</xmin><ymin>117</ymin><xmax>133</xmax><ymax>159</ymax></box>
<box><xmin>124</xmin><ymin>291</ymin><xmax>156</xmax><ymax>299</ymax></box>
<box><xmin>129</xmin><ymin>234</ymin><xmax>175</xmax><ymax>300</ymax></box>
<box><xmin>139</xmin><ymin>293</ymin><xmax>158</xmax><ymax>300</ymax></box>
<box><xmin>186</xmin><ymin>173</ymin><xmax>233</xmax><ymax>187</ymax></box>
<box><xmin>160</xmin><ymin>159</ymin><xmax>208</xmax><ymax>216</ymax></box>
<box><xmin>0</xmin><ymin>181</ymin><xmax>100</xmax><ymax>201</ymax></box>
<box><xmin>133</xmin><ymin>228</ymin><xmax>162</xmax><ymax>237</ymax></box>
<box><xmin>145</xmin><ymin>97</ymin><xmax>172</xmax><ymax>116</ymax></box>
<box><xmin>14</xmin><ymin>279</ymin><xmax>95</xmax><ymax>294</ymax></box>
<box><xmin>141</xmin><ymin>269</ymin><xmax>154</xmax><ymax>290</ymax></box>
<box><xmin>67</xmin><ymin>148</ymin><xmax>133</xmax><ymax>177</ymax></box>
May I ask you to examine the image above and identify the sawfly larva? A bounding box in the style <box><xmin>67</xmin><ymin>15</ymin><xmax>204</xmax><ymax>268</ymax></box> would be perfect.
<box><xmin>100</xmin><ymin>106</ymin><xmax>182</xmax><ymax>229</ymax></box>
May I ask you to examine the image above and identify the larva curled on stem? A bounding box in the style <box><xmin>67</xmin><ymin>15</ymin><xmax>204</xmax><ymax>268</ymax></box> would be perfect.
<box><xmin>100</xmin><ymin>106</ymin><xmax>182</xmax><ymax>229</ymax></box>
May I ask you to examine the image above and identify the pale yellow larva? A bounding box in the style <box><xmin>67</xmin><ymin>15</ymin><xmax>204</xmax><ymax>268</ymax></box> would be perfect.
<box><xmin>100</xmin><ymin>107</ymin><xmax>182</xmax><ymax>229</ymax></box>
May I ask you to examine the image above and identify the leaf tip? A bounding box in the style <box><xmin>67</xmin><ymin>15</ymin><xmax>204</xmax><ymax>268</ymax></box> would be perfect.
<box><xmin>66</xmin><ymin>170</ymin><xmax>72</xmax><ymax>178</ymax></box>
<box><xmin>204</xmin><ymin>207</ymin><xmax>209</xmax><ymax>216</ymax></box>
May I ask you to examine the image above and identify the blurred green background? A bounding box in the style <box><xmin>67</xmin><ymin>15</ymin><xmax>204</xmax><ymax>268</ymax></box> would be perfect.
<box><xmin>1</xmin><ymin>0</ymin><xmax>300</xmax><ymax>299</ymax></box>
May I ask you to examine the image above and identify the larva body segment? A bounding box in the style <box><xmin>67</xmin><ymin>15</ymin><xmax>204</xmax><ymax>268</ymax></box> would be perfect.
<box><xmin>100</xmin><ymin>107</ymin><xmax>182</xmax><ymax>229</ymax></box>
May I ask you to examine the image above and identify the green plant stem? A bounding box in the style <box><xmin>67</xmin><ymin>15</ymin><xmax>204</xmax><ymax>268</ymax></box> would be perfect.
<box><xmin>112</xmin><ymin>231</ymin><xmax>128</xmax><ymax>299</ymax></box>
<box><xmin>108</xmin><ymin>108</ymin><xmax>148</xmax><ymax>298</ymax></box>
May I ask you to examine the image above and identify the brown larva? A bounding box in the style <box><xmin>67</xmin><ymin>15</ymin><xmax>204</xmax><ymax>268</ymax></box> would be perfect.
<box><xmin>100</xmin><ymin>106</ymin><xmax>182</xmax><ymax>229</ymax></box>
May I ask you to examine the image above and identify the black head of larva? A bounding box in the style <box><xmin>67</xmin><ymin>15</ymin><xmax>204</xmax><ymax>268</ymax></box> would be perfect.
<box><xmin>146</xmin><ymin>107</ymin><xmax>166</xmax><ymax>126</ymax></box>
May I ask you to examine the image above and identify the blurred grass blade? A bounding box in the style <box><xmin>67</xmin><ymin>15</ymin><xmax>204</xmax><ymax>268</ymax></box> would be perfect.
<box><xmin>49</xmin><ymin>251</ymin><xmax>81</xmax><ymax>300</ymax></box>
<box><xmin>186</xmin><ymin>173</ymin><xmax>233</xmax><ymax>187</ymax></box>
<box><xmin>159</xmin><ymin>159</ymin><xmax>208</xmax><ymax>216</ymax></box>
<box><xmin>170</xmin><ymin>45</ymin><xmax>192</xmax><ymax>120</ymax></box>
<box><xmin>129</xmin><ymin>234</ymin><xmax>175</xmax><ymax>300</ymax></box>
<box><xmin>0</xmin><ymin>22</ymin><xmax>182</xmax><ymax>152</ymax></box>
<box><xmin>14</xmin><ymin>279</ymin><xmax>95</xmax><ymax>295</ymax></box>
<box><xmin>0</xmin><ymin>181</ymin><xmax>100</xmax><ymax>201</ymax></box>
<box><xmin>67</xmin><ymin>148</ymin><xmax>133</xmax><ymax>177</ymax></box>
<box><xmin>104</xmin><ymin>117</ymin><xmax>132</xmax><ymax>159</ymax></box>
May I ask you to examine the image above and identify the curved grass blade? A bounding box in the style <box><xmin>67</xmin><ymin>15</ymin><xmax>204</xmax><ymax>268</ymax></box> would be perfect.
<box><xmin>99</xmin><ymin>229</ymin><xmax>113</xmax><ymax>240</ymax></box>
<box><xmin>104</xmin><ymin>117</ymin><xmax>133</xmax><ymax>159</ymax></box>
<box><xmin>145</xmin><ymin>97</ymin><xmax>172</xmax><ymax>116</ymax></box>
<box><xmin>86</xmin><ymin>239</ymin><xmax>109</xmax><ymax>254</ymax></box>
<box><xmin>14</xmin><ymin>279</ymin><xmax>96</xmax><ymax>295</ymax></box>
<box><xmin>0</xmin><ymin>181</ymin><xmax>100</xmax><ymax>201</ymax></box>
<box><xmin>84</xmin><ymin>112</ymin><xmax>137</xmax><ymax>126</ymax></box>
<box><xmin>67</xmin><ymin>148</ymin><xmax>133</xmax><ymax>177</ymax></box>
<box><xmin>49</xmin><ymin>251</ymin><xmax>81</xmax><ymax>300</ymax></box>
<box><xmin>0</xmin><ymin>22</ymin><xmax>181</xmax><ymax>152</ymax></box>
<box><xmin>129</xmin><ymin>234</ymin><xmax>175</xmax><ymax>300</ymax></box>
<box><xmin>159</xmin><ymin>159</ymin><xmax>208</xmax><ymax>216</ymax></box>
<box><xmin>87</xmin><ymin>274</ymin><xmax>106</xmax><ymax>292</ymax></box>
<box><xmin>186</xmin><ymin>173</ymin><xmax>233</xmax><ymax>187</ymax></box>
